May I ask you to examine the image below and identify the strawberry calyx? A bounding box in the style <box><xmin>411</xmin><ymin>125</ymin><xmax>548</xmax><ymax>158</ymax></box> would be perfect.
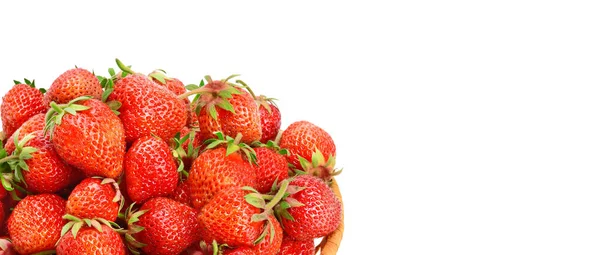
<box><xmin>179</xmin><ymin>75</ymin><xmax>243</xmax><ymax>121</ymax></box>
<box><xmin>204</xmin><ymin>132</ymin><xmax>257</xmax><ymax>165</ymax></box>
<box><xmin>273</xmin><ymin>177</ymin><xmax>306</xmax><ymax>223</ymax></box>
<box><xmin>122</xmin><ymin>203</ymin><xmax>149</xmax><ymax>255</ymax></box>
<box><xmin>296</xmin><ymin>149</ymin><xmax>342</xmax><ymax>184</ymax></box>
<box><xmin>0</xmin><ymin>130</ymin><xmax>38</xmax><ymax>193</ymax></box>
<box><xmin>171</xmin><ymin>129</ymin><xmax>201</xmax><ymax>179</ymax></box>
<box><xmin>251</xmin><ymin>140</ymin><xmax>289</xmax><ymax>156</ymax></box>
<box><xmin>59</xmin><ymin>214</ymin><xmax>122</xmax><ymax>243</ymax></box>
<box><xmin>13</xmin><ymin>78</ymin><xmax>45</xmax><ymax>94</ymax></box>
<box><xmin>91</xmin><ymin>177</ymin><xmax>126</xmax><ymax>213</ymax></box>
<box><xmin>243</xmin><ymin>178</ymin><xmax>291</xmax><ymax>245</ymax></box>
<box><xmin>43</xmin><ymin>96</ymin><xmax>92</xmax><ymax>138</ymax></box>
<box><xmin>148</xmin><ymin>69</ymin><xmax>171</xmax><ymax>85</ymax></box>
<box><xmin>97</xmin><ymin>66</ymin><xmax>127</xmax><ymax>105</ymax></box>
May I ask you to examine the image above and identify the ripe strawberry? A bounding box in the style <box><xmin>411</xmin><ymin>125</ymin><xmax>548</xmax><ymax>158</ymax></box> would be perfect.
<box><xmin>188</xmin><ymin>135</ymin><xmax>257</xmax><ymax>209</ymax></box>
<box><xmin>125</xmin><ymin>136</ymin><xmax>178</xmax><ymax>203</ymax></box>
<box><xmin>224</xmin><ymin>246</ymin><xmax>256</xmax><ymax>255</ymax></box>
<box><xmin>149</xmin><ymin>70</ymin><xmax>194</xmax><ymax>126</ymax></box>
<box><xmin>46</xmin><ymin>97</ymin><xmax>125</xmax><ymax>179</ymax></box>
<box><xmin>6</xmin><ymin>130</ymin><xmax>75</xmax><ymax>194</ymax></box>
<box><xmin>4</xmin><ymin>113</ymin><xmax>45</xmax><ymax>154</ymax></box>
<box><xmin>184</xmin><ymin>75</ymin><xmax>261</xmax><ymax>144</ymax></box>
<box><xmin>129</xmin><ymin>197</ymin><xmax>200</xmax><ymax>255</ymax></box>
<box><xmin>108</xmin><ymin>60</ymin><xmax>187</xmax><ymax>144</ymax></box>
<box><xmin>277</xmin><ymin>236</ymin><xmax>315</xmax><ymax>255</ymax></box>
<box><xmin>256</xmin><ymin>96</ymin><xmax>281</xmax><ymax>144</ymax></box>
<box><xmin>170</xmin><ymin>180</ymin><xmax>192</xmax><ymax>206</ymax></box>
<box><xmin>252</xmin><ymin>215</ymin><xmax>283</xmax><ymax>255</ymax></box>
<box><xmin>279</xmin><ymin>121</ymin><xmax>336</xmax><ymax>170</ymax></box>
<box><xmin>0</xmin><ymin>81</ymin><xmax>46</xmax><ymax>138</ymax></box>
<box><xmin>66</xmin><ymin>177</ymin><xmax>122</xmax><ymax>222</ymax></box>
<box><xmin>276</xmin><ymin>175</ymin><xmax>341</xmax><ymax>240</ymax></box>
<box><xmin>44</xmin><ymin>67</ymin><xmax>103</xmax><ymax>106</ymax></box>
<box><xmin>56</xmin><ymin>223</ymin><xmax>126</xmax><ymax>255</ymax></box>
<box><xmin>253</xmin><ymin>145</ymin><xmax>289</xmax><ymax>193</ymax></box>
<box><xmin>198</xmin><ymin>187</ymin><xmax>263</xmax><ymax>247</ymax></box>
<box><xmin>7</xmin><ymin>194</ymin><xmax>66</xmax><ymax>254</ymax></box>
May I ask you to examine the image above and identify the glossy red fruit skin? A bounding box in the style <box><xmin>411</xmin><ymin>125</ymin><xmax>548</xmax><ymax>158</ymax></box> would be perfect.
<box><xmin>198</xmin><ymin>188</ymin><xmax>262</xmax><ymax>247</ymax></box>
<box><xmin>125</xmin><ymin>136</ymin><xmax>178</xmax><ymax>203</ymax></box>
<box><xmin>66</xmin><ymin>177</ymin><xmax>120</xmax><ymax>222</ymax></box>
<box><xmin>151</xmin><ymin>77</ymin><xmax>194</xmax><ymax>126</ymax></box>
<box><xmin>253</xmin><ymin>215</ymin><xmax>283</xmax><ymax>255</ymax></box>
<box><xmin>56</xmin><ymin>224</ymin><xmax>126</xmax><ymax>255</ymax></box>
<box><xmin>20</xmin><ymin>131</ymin><xmax>76</xmax><ymax>194</ymax></box>
<box><xmin>280</xmin><ymin>175</ymin><xmax>341</xmax><ymax>240</ymax></box>
<box><xmin>51</xmin><ymin>99</ymin><xmax>126</xmax><ymax>179</ymax></box>
<box><xmin>109</xmin><ymin>74</ymin><xmax>187</xmax><ymax>144</ymax></box>
<box><xmin>170</xmin><ymin>180</ymin><xmax>192</xmax><ymax>207</ymax></box>
<box><xmin>279</xmin><ymin>121</ymin><xmax>336</xmax><ymax>169</ymax></box>
<box><xmin>44</xmin><ymin>68</ymin><xmax>103</xmax><ymax>106</ymax></box>
<box><xmin>4</xmin><ymin>113</ymin><xmax>46</xmax><ymax>154</ymax></box>
<box><xmin>1</xmin><ymin>84</ymin><xmax>46</xmax><ymax>138</ymax></box>
<box><xmin>258</xmin><ymin>104</ymin><xmax>281</xmax><ymax>144</ymax></box>
<box><xmin>254</xmin><ymin>147</ymin><xmax>289</xmax><ymax>193</ymax></box>
<box><xmin>277</xmin><ymin>236</ymin><xmax>315</xmax><ymax>255</ymax></box>
<box><xmin>224</xmin><ymin>246</ymin><xmax>256</xmax><ymax>255</ymax></box>
<box><xmin>135</xmin><ymin>197</ymin><xmax>200</xmax><ymax>255</ymax></box>
<box><xmin>188</xmin><ymin>148</ymin><xmax>257</xmax><ymax>210</ymax></box>
<box><xmin>197</xmin><ymin>90</ymin><xmax>262</xmax><ymax>144</ymax></box>
<box><xmin>7</xmin><ymin>194</ymin><xmax>66</xmax><ymax>255</ymax></box>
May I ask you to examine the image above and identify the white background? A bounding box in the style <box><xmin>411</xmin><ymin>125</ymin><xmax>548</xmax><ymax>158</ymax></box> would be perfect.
<box><xmin>1</xmin><ymin>1</ymin><xmax>600</xmax><ymax>254</ymax></box>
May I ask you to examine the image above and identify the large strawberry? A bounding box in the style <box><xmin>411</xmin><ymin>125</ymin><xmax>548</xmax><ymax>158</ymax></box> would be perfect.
<box><xmin>253</xmin><ymin>144</ymin><xmax>289</xmax><ymax>193</ymax></box>
<box><xmin>7</xmin><ymin>194</ymin><xmax>66</xmax><ymax>254</ymax></box>
<box><xmin>45</xmin><ymin>97</ymin><xmax>125</xmax><ymax>179</ymax></box>
<box><xmin>107</xmin><ymin>60</ymin><xmax>187</xmax><ymax>144</ymax></box>
<box><xmin>125</xmin><ymin>136</ymin><xmax>178</xmax><ymax>203</ymax></box>
<box><xmin>277</xmin><ymin>236</ymin><xmax>315</xmax><ymax>255</ymax></box>
<box><xmin>279</xmin><ymin>120</ymin><xmax>336</xmax><ymax>169</ymax></box>
<box><xmin>128</xmin><ymin>197</ymin><xmax>200</xmax><ymax>255</ymax></box>
<box><xmin>183</xmin><ymin>75</ymin><xmax>261</xmax><ymax>144</ymax></box>
<box><xmin>276</xmin><ymin>175</ymin><xmax>342</xmax><ymax>240</ymax></box>
<box><xmin>149</xmin><ymin>69</ymin><xmax>194</xmax><ymax>126</ymax></box>
<box><xmin>66</xmin><ymin>177</ymin><xmax>122</xmax><ymax>222</ymax></box>
<box><xmin>188</xmin><ymin>133</ymin><xmax>257</xmax><ymax>210</ymax></box>
<box><xmin>56</xmin><ymin>221</ymin><xmax>126</xmax><ymax>255</ymax></box>
<box><xmin>4</xmin><ymin>112</ymin><xmax>45</xmax><ymax>154</ymax></box>
<box><xmin>44</xmin><ymin>67</ymin><xmax>103</xmax><ymax>106</ymax></box>
<box><xmin>0</xmin><ymin>80</ymin><xmax>46</xmax><ymax>138</ymax></box>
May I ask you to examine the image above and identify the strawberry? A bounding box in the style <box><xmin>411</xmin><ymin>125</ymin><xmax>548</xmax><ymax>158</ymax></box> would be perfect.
<box><xmin>224</xmin><ymin>246</ymin><xmax>256</xmax><ymax>255</ymax></box>
<box><xmin>252</xmin><ymin>215</ymin><xmax>283</xmax><ymax>255</ymax></box>
<box><xmin>45</xmin><ymin>97</ymin><xmax>126</xmax><ymax>179</ymax></box>
<box><xmin>7</xmin><ymin>194</ymin><xmax>66</xmax><ymax>254</ymax></box>
<box><xmin>279</xmin><ymin>121</ymin><xmax>336</xmax><ymax>170</ymax></box>
<box><xmin>170</xmin><ymin>180</ymin><xmax>192</xmax><ymax>207</ymax></box>
<box><xmin>277</xmin><ymin>236</ymin><xmax>315</xmax><ymax>255</ymax></box>
<box><xmin>0</xmin><ymin>81</ymin><xmax>46</xmax><ymax>138</ymax></box>
<box><xmin>56</xmin><ymin>221</ymin><xmax>126</xmax><ymax>255</ymax></box>
<box><xmin>66</xmin><ymin>177</ymin><xmax>122</xmax><ymax>222</ymax></box>
<box><xmin>149</xmin><ymin>69</ymin><xmax>194</xmax><ymax>126</ymax></box>
<box><xmin>128</xmin><ymin>197</ymin><xmax>200</xmax><ymax>255</ymax></box>
<box><xmin>253</xmin><ymin>144</ymin><xmax>289</xmax><ymax>193</ymax></box>
<box><xmin>44</xmin><ymin>67</ymin><xmax>103</xmax><ymax>106</ymax></box>
<box><xmin>295</xmin><ymin>149</ymin><xmax>342</xmax><ymax>184</ymax></box>
<box><xmin>107</xmin><ymin>60</ymin><xmax>187</xmax><ymax>144</ymax></box>
<box><xmin>171</xmin><ymin>126</ymin><xmax>202</xmax><ymax>173</ymax></box>
<box><xmin>188</xmin><ymin>133</ymin><xmax>257</xmax><ymax>210</ymax></box>
<box><xmin>257</xmin><ymin>98</ymin><xmax>281</xmax><ymax>144</ymax></box>
<box><xmin>125</xmin><ymin>136</ymin><xmax>178</xmax><ymax>203</ymax></box>
<box><xmin>183</xmin><ymin>75</ymin><xmax>261</xmax><ymax>144</ymax></box>
<box><xmin>276</xmin><ymin>175</ymin><xmax>342</xmax><ymax>240</ymax></box>
<box><xmin>3</xmin><ymin>112</ymin><xmax>45</xmax><ymax>154</ymax></box>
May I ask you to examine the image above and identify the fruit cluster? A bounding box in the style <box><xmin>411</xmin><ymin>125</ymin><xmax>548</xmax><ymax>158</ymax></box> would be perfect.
<box><xmin>0</xmin><ymin>60</ymin><xmax>343</xmax><ymax>255</ymax></box>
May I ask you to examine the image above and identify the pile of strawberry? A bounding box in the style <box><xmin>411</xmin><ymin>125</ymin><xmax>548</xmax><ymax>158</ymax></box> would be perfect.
<box><xmin>0</xmin><ymin>59</ymin><xmax>343</xmax><ymax>255</ymax></box>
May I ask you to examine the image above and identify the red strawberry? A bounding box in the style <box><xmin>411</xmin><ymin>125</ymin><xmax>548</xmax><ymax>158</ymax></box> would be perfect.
<box><xmin>276</xmin><ymin>175</ymin><xmax>341</xmax><ymax>240</ymax></box>
<box><xmin>56</xmin><ymin>223</ymin><xmax>126</xmax><ymax>255</ymax></box>
<box><xmin>184</xmin><ymin>75</ymin><xmax>261</xmax><ymax>144</ymax></box>
<box><xmin>149</xmin><ymin>70</ymin><xmax>194</xmax><ymax>126</ymax></box>
<box><xmin>256</xmin><ymin>96</ymin><xmax>281</xmax><ymax>144</ymax></box>
<box><xmin>66</xmin><ymin>177</ymin><xmax>122</xmax><ymax>222</ymax></box>
<box><xmin>279</xmin><ymin>121</ymin><xmax>336</xmax><ymax>169</ymax></box>
<box><xmin>125</xmin><ymin>136</ymin><xmax>178</xmax><ymax>203</ymax></box>
<box><xmin>253</xmin><ymin>146</ymin><xmax>289</xmax><ymax>193</ymax></box>
<box><xmin>44</xmin><ymin>68</ymin><xmax>103</xmax><ymax>106</ymax></box>
<box><xmin>130</xmin><ymin>197</ymin><xmax>200</xmax><ymax>255</ymax></box>
<box><xmin>1</xmin><ymin>81</ymin><xmax>46</xmax><ymax>138</ymax></box>
<box><xmin>198</xmin><ymin>187</ymin><xmax>262</xmax><ymax>247</ymax></box>
<box><xmin>170</xmin><ymin>180</ymin><xmax>192</xmax><ymax>207</ymax></box>
<box><xmin>277</xmin><ymin>236</ymin><xmax>315</xmax><ymax>255</ymax></box>
<box><xmin>224</xmin><ymin>246</ymin><xmax>256</xmax><ymax>255</ymax></box>
<box><xmin>108</xmin><ymin>61</ymin><xmax>187</xmax><ymax>144</ymax></box>
<box><xmin>46</xmin><ymin>97</ymin><xmax>126</xmax><ymax>179</ymax></box>
<box><xmin>7</xmin><ymin>194</ymin><xmax>66</xmax><ymax>254</ymax></box>
<box><xmin>188</xmin><ymin>139</ymin><xmax>257</xmax><ymax>210</ymax></box>
<box><xmin>4</xmin><ymin>113</ymin><xmax>45</xmax><ymax>154</ymax></box>
<box><xmin>252</xmin><ymin>215</ymin><xmax>283</xmax><ymax>255</ymax></box>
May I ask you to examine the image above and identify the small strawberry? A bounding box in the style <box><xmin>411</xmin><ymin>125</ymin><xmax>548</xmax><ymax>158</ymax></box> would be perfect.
<box><xmin>3</xmin><ymin>112</ymin><xmax>45</xmax><ymax>154</ymax></box>
<box><xmin>277</xmin><ymin>236</ymin><xmax>315</xmax><ymax>255</ymax></box>
<box><xmin>56</xmin><ymin>216</ymin><xmax>126</xmax><ymax>255</ymax></box>
<box><xmin>66</xmin><ymin>177</ymin><xmax>122</xmax><ymax>222</ymax></box>
<box><xmin>279</xmin><ymin>121</ymin><xmax>336</xmax><ymax>170</ymax></box>
<box><xmin>235</xmin><ymin>81</ymin><xmax>281</xmax><ymax>144</ymax></box>
<box><xmin>275</xmin><ymin>175</ymin><xmax>342</xmax><ymax>240</ymax></box>
<box><xmin>127</xmin><ymin>197</ymin><xmax>200</xmax><ymax>255</ymax></box>
<box><xmin>125</xmin><ymin>136</ymin><xmax>178</xmax><ymax>203</ymax></box>
<box><xmin>7</xmin><ymin>194</ymin><xmax>66</xmax><ymax>254</ymax></box>
<box><xmin>0</xmin><ymin>80</ymin><xmax>46</xmax><ymax>138</ymax></box>
<box><xmin>252</xmin><ymin>142</ymin><xmax>289</xmax><ymax>193</ymax></box>
<box><xmin>44</xmin><ymin>67</ymin><xmax>103</xmax><ymax>106</ymax></box>
<box><xmin>170</xmin><ymin>180</ymin><xmax>192</xmax><ymax>207</ymax></box>
<box><xmin>183</xmin><ymin>75</ymin><xmax>262</xmax><ymax>144</ymax></box>
<box><xmin>251</xmin><ymin>215</ymin><xmax>283</xmax><ymax>255</ymax></box>
<box><xmin>45</xmin><ymin>97</ymin><xmax>126</xmax><ymax>179</ymax></box>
